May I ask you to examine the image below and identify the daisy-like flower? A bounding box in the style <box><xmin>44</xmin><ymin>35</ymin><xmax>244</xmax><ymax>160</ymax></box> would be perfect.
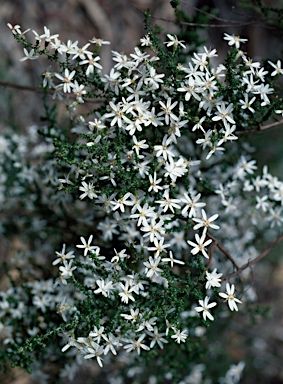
<box><xmin>212</xmin><ymin>102</ymin><xmax>235</xmax><ymax>125</ymax></box>
<box><xmin>79</xmin><ymin>54</ymin><xmax>102</xmax><ymax>75</ymax></box>
<box><xmin>84</xmin><ymin>341</ymin><xmax>104</xmax><ymax>367</ymax></box>
<box><xmin>110</xmin><ymin>192</ymin><xmax>133</xmax><ymax>213</ymax></box>
<box><xmin>53</xmin><ymin>244</ymin><xmax>75</xmax><ymax>265</ymax></box>
<box><xmin>193</xmin><ymin>209</ymin><xmax>220</xmax><ymax>233</ymax></box>
<box><xmin>141</xmin><ymin>218</ymin><xmax>165</xmax><ymax>242</ymax></box>
<box><xmin>148</xmin><ymin>172</ymin><xmax>163</xmax><ymax>193</ymax></box>
<box><xmin>223</xmin><ymin>33</ymin><xmax>247</xmax><ymax>49</ymax></box>
<box><xmin>187</xmin><ymin>232</ymin><xmax>213</xmax><ymax>258</ymax></box>
<box><xmin>121</xmin><ymin>308</ymin><xmax>140</xmax><ymax>322</ymax></box>
<box><xmin>154</xmin><ymin>134</ymin><xmax>175</xmax><ymax>162</ymax></box>
<box><xmin>7</xmin><ymin>23</ymin><xmax>25</xmax><ymax>35</ymax></box>
<box><xmin>171</xmin><ymin>328</ymin><xmax>188</xmax><ymax>343</ymax></box>
<box><xmin>118</xmin><ymin>281</ymin><xmax>135</xmax><ymax>304</ymax></box>
<box><xmin>158</xmin><ymin>98</ymin><xmax>179</xmax><ymax>125</ymax></box>
<box><xmin>93</xmin><ymin>279</ymin><xmax>115</xmax><ymax>298</ymax></box>
<box><xmin>76</xmin><ymin>235</ymin><xmax>96</xmax><ymax>256</ymax></box>
<box><xmin>147</xmin><ymin>326</ymin><xmax>168</xmax><ymax>349</ymax></box>
<box><xmin>219</xmin><ymin>283</ymin><xmax>242</xmax><ymax>311</ymax></box>
<box><xmin>104</xmin><ymin>101</ymin><xmax>131</xmax><ymax>127</ymax></box>
<box><xmin>143</xmin><ymin>256</ymin><xmax>162</xmax><ymax>278</ymax></box>
<box><xmin>55</xmin><ymin>68</ymin><xmax>76</xmax><ymax>93</ymax></box>
<box><xmin>239</xmin><ymin>94</ymin><xmax>256</xmax><ymax>113</ymax></box>
<box><xmin>268</xmin><ymin>60</ymin><xmax>283</xmax><ymax>76</ymax></box>
<box><xmin>130</xmin><ymin>203</ymin><xmax>156</xmax><ymax>227</ymax></box>
<box><xmin>147</xmin><ymin>237</ymin><xmax>171</xmax><ymax>257</ymax></box>
<box><xmin>181</xmin><ymin>192</ymin><xmax>206</xmax><ymax>218</ymax></box>
<box><xmin>140</xmin><ymin>34</ymin><xmax>152</xmax><ymax>46</ymax></box>
<box><xmin>79</xmin><ymin>181</ymin><xmax>97</xmax><ymax>200</ymax></box>
<box><xmin>19</xmin><ymin>48</ymin><xmax>38</xmax><ymax>62</ymax></box>
<box><xmin>124</xmin><ymin>334</ymin><xmax>150</xmax><ymax>355</ymax></box>
<box><xmin>156</xmin><ymin>189</ymin><xmax>181</xmax><ymax>213</ymax></box>
<box><xmin>205</xmin><ymin>268</ymin><xmax>222</xmax><ymax>289</ymax></box>
<box><xmin>132</xmin><ymin>136</ymin><xmax>149</xmax><ymax>155</ymax></box>
<box><xmin>164</xmin><ymin>34</ymin><xmax>186</xmax><ymax>49</ymax></box>
<box><xmin>59</xmin><ymin>260</ymin><xmax>77</xmax><ymax>282</ymax></box>
<box><xmin>195</xmin><ymin>296</ymin><xmax>217</xmax><ymax>321</ymax></box>
<box><xmin>162</xmin><ymin>250</ymin><xmax>185</xmax><ymax>267</ymax></box>
<box><xmin>89</xmin><ymin>37</ymin><xmax>110</xmax><ymax>46</ymax></box>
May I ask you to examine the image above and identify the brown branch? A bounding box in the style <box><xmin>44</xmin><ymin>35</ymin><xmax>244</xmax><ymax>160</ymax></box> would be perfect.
<box><xmin>222</xmin><ymin>233</ymin><xmax>283</xmax><ymax>281</ymax></box>
<box><xmin>0</xmin><ymin>81</ymin><xmax>105</xmax><ymax>104</ymax></box>
<box><xmin>205</xmin><ymin>239</ymin><xmax>217</xmax><ymax>271</ymax></box>
<box><xmin>236</xmin><ymin>118</ymin><xmax>283</xmax><ymax>135</ymax></box>
<box><xmin>259</xmin><ymin>118</ymin><xmax>283</xmax><ymax>131</ymax></box>
<box><xmin>206</xmin><ymin>232</ymin><xmax>240</xmax><ymax>270</ymax></box>
<box><xmin>0</xmin><ymin>81</ymin><xmax>43</xmax><ymax>93</ymax></box>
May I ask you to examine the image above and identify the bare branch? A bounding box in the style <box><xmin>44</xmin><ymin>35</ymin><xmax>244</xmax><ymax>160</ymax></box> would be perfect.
<box><xmin>0</xmin><ymin>81</ymin><xmax>105</xmax><ymax>104</ymax></box>
<box><xmin>222</xmin><ymin>233</ymin><xmax>283</xmax><ymax>281</ymax></box>
<box><xmin>206</xmin><ymin>232</ymin><xmax>240</xmax><ymax>270</ymax></box>
<box><xmin>236</xmin><ymin>118</ymin><xmax>283</xmax><ymax>135</ymax></box>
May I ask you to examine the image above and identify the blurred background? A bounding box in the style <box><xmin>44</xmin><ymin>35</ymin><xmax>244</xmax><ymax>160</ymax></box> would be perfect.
<box><xmin>0</xmin><ymin>0</ymin><xmax>283</xmax><ymax>383</ymax></box>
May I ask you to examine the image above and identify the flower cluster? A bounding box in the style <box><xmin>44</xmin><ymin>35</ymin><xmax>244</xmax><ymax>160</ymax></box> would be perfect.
<box><xmin>0</xmin><ymin>18</ymin><xmax>282</xmax><ymax>384</ymax></box>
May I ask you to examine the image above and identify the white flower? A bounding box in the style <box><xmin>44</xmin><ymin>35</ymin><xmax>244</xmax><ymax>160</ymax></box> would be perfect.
<box><xmin>268</xmin><ymin>60</ymin><xmax>283</xmax><ymax>76</ymax></box>
<box><xmin>118</xmin><ymin>282</ymin><xmax>135</xmax><ymax>304</ymax></box>
<box><xmin>59</xmin><ymin>260</ymin><xmax>76</xmax><ymax>281</ymax></box>
<box><xmin>19</xmin><ymin>48</ymin><xmax>38</xmax><ymax>62</ymax></box>
<box><xmin>124</xmin><ymin>334</ymin><xmax>150</xmax><ymax>355</ymax></box>
<box><xmin>154</xmin><ymin>134</ymin><xmax>175</xmax><ymax>162</ymax></box>
<box><xmin>212</xmin><ymin>102</ymin><xmax>235</xmax><ymax>125</ymax></box>
<box><xmin>84</xmin><ymin>341</ymin><xmax>104</xmax><ymax>367</ymax></box>
<box><xmin>148</xmin><ymin>172</ymin><xmax>163</xmax><ymax>193</ymax></box>
<box><xmin>147</xmin><ymin>237</ymin><xmax>171</xmax><ymax>257</ymax></box>
<box><xmin>187</xmin><ymin>232</ymin><xmax>213</xmax><ymax>258</ymax></box>
<box><xmin>121</xmin><ymin>308</ymin><xmax>140</xmax><ymax>322</ymax></box>
<box><xmin>205</xmin><ymin>268</ymin><xmax>222</xmax><ymax>289</ymax></box>
<box><xmin>164</xmin><ymin>34</ymin><xmax>186</xmax><ymax>49</ymax></box>
<box><xmin>162</xmin><ymin>251</ymin><xmax>185</xmax><ymax>267</ymax></box>
<box><xmin>143</xmin><ymin>256</ymin><xmax>162</xmax><ymax>278</ymax></box>
<box><xmin>55</xmin><ymin>68</ymin><xmax>76</xmax><ymax>93</ymax></box>
<box><xmin>79</xmin><ymin>54</ymin><xmax>102</xmax><ymax>75</ymax></box>
<box><xmin>164</xmin><ymin>157</ymin><xmax>188</xmax><ymax>182</ymax></box>
<box><xmin>158</xmin><ymin>98</ymin><xmax>179</xmax><ymax>125</ymax></box>
<box><xmin>110</xmin><ymin>192</ymin><xmax>133</xmax><ymax>212</ymax></box>
<box><xmin>93</xmin><ymin>279</ymin><xmax>115</xmax><ymax>298</ymax></box>
<box><xmin>132</xmin><ymin>136</ymin><xmax>149</xmax><ymax>155</ymax></box>
<box><xmin>156</xmin><ymin>189</ymin><xmax>181</xmax><ymax>213</ymax></box>
<box><xmin>79</xmin><ymin>181</ymin><xmax>97</xmax><ymax>200</ymax></box>
<box><xmin>193</xmin><ymin>209</ymin><xmax>220</xmax><ymax>233</ymax></box>
<box><xmin>130</xmin><ymin>203</ymin><xmax>157</xmax><ymax>227</ymax></box>
<box><xmin>53</xmin><ymin>244</ymin><xmax>75</xmax><ymax>265</ymax></box>
<box><xmin>141</xmin><ymin>218</ymin><xmax>165</xmax><ymax>242</ymax></box>
<box><xmin>195</xmin><ymin>296</ymin><xmax>217</xmax><ymax>321</ymax></box>
<box><xmin>239</xmin><ymin>94</ymin><xmax>256</xmax><ymax>113</ymax></box>
<box><xmin>219</xmin><ymin>283</ymin><xmax>242</xmax><ymax>311</ymax></box>
<box><xmin>147</xmin><ymin>326</ymin><xmax>168</xmax><ymax>349</ymax></box>
<box><xmin>76</xmin><ymin>235</ymin><xmax>96</xmax><ymax>256</ymax></box>
<box><xmin>255</xmin><ymin>195</ymin><xmax>269</xmax><ymax>212</ymax></box>
<box><xmin>223</xmin><ymin>33</ymin><xmax>247</xmax><ymax>48</ymax></box>
<box><xmin>181</xmin><ymin>192</ymin><xmax>206</xmax><ymax>218</ymax></box>
<box><xmin>171</xmin><ymin>328</ymin><xmax>188</xmax><ymax>343</ymax></box>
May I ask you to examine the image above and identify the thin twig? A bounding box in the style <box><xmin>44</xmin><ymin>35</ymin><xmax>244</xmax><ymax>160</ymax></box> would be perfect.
<box><xmin>0</xmin><ymin>81</ymin><xmax>105</xmax><ymax>104</ymax></box>
<box><xmin>206</xmin><ymin>232</ymin><xmax>240</xmax><ymax>270</ymax></box>
<box><xmin>0</xmin><ymin>81</ymin><xmax>42</xmax><ymax>93</ymax></box>
<box><xmin>222</xmin><ymin>233</ymin><xmax>283</xmax><ymax>281</ymax></box>
<box><xmin>205</xmin><ymin>239</ymin><xmax>217</xmax><ymax>271</ymax></box>
<box><xmin>236</xmin><ymin>118</ymin><xmax>283</xmax><ymax>135</ymax></box>
<box><xmin>259</xmin><ymin>118</ymin><xmax>283</xmax><ymax>131</ymax></box>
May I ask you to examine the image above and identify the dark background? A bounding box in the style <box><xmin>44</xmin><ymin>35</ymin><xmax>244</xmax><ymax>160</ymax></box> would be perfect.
<box><xmin>0</xmin><ymin>1</ymin><xmax>283</xmax><ymax>383</ymax></box>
